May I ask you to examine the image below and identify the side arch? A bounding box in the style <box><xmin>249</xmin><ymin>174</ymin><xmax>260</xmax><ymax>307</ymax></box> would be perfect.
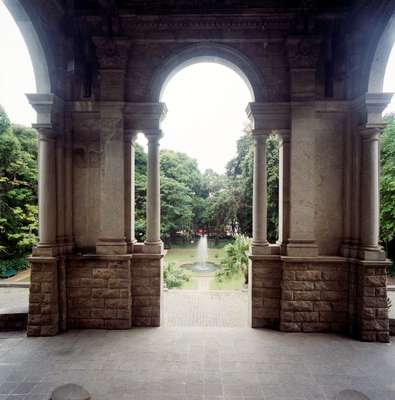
<box><xmin>3</xmin><ymin>0</ymin><xmax>51</xmax><ymax>94</ymax></box>
<box><xmin>150</xmin><ymin>43</ymin><xmax>264</xmax><ymax>102</ymax></box>
<box><xmin>368</xmin><ymin>13</ymin><xmax>395</xmax><ymax>93</ymax></box>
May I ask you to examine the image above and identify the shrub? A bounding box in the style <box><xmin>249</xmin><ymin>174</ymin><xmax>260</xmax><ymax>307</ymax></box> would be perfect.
<box><xmin>215</xmin><ymin>234</ymin><xmax>250</xmax><ymax>284</ymax></box>
<box><xmin>163</xmin><ymin>262</ymin><xmax>190</xmax><ymax>289</ymax></box>
<box><xmin>0</xmin><ymin>257</ymin><xmax>29</xmax><ymax>278</ymax></box>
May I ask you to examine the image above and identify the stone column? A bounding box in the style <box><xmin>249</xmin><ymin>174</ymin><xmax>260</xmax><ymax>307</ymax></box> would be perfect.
<box><xmin>277</xmin><ymin>130</ymin><xmax>291</xmax><ymax>253</ymax></box>
<box><xmin>286</xmin><ymin>104</ymin><xmax>318</xmax><ymax>257</ymax></box>
<box><xmin>124</xmin><ymin>130</ymin><xmax>138</xmax><ymax>252</ymax></box>
<box><xmin>144</xmin><ymin>130</ymin><xmax>163</xmax><ymax>253</ymax></box>
<box><xmin>251</xmin><ymin>129</ymin><xmax>270</xmax><ymax>254</ymax></box>
<box><xmin>359</xmin><ymin>127</ymin><xmax>385</xmax><ymax>260</ymax></box>
<box><xmin>32</xmin><ymin>126</ymin><xmax>58</xmax><ymax>256</ymax></box>
<box><xmin>96</xmin><ymin>105</ymin><xmax>127</xmax><ymax>255</ymax></box>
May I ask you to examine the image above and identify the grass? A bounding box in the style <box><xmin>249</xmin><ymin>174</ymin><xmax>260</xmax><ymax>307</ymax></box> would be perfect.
<box><xmin>209</xmin><ymin>272</ymin><xmax>245</xmax><ymax>290</ymax></box>
<box><xmin>164</xmin><ymin>247</ymin><xmax>225</xmax><ymax>267</ymax></box>
<box><xmin>180</xmin><ymin>278</ymin><xmax>199</xmax><ymax>290</ymax></box>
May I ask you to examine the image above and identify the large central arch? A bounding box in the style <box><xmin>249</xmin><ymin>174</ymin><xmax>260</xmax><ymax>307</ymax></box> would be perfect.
<box><xmin>150</xmin><ymin>43</ymin><xmax>264</xmax><ymax>102</ymax></box>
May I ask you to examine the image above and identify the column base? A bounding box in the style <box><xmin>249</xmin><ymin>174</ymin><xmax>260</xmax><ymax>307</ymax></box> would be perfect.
<box><xmin>143</xmin><ymin>240</ymin><xmax>164</xmax><ymax>254</ymax></box>
<box><xmin>32</xmin><ymin>244</ymin><xmax>58</xmax><ymax>257</ymax></box>
<box><xmin>127</xmin><ymin>239</ymin><xmax>138</xmax><ymax>253</ymax></box>
<box><xmin>286</xmin><ymin>239</ymin><xmax>318</xmax><ymax>257</ymax></box>
<box><xmin>96</xmin><ymin>238</ymin><xmax>127</xmax><ymax>255</ymax></box>
<box><xmin>358</xmin><ymin>246</ymin><xmax>386</xmax><ymax>261</ymax></box>
<box><xmin>250</xmin><ymin>241</ymin><xmax>280</xmax><ymax>255</ymax></box>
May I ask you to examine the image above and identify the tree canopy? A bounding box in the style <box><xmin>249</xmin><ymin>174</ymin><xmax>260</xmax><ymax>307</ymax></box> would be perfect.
<box><xmin>0</xmin><ymin>107</ymin><xmax>38</xmax><ymax>258</ymax></box>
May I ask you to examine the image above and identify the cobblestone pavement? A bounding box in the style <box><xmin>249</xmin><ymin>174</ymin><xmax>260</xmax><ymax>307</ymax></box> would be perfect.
<box><xmin>164</xmin><ymin>291</ymin><xmax>248</xmax><ymax>327</ymax></box>
<box><xmin>1</xmin><ymin>328</ymin><xmax>395</xmax><ymax>400</ymax></box>
<box><xmin>0</xmin><ymin>288</ymin><xmax>29</xmax><ymax>313</ymax></box>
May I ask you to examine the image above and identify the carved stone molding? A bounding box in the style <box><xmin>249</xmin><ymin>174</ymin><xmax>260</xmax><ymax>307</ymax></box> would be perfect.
<box><xmin>93</xmin><ymin>37</ymin><xmax>130</xmax><ymax>69</ymax></box>
<box><xmin>286</xmin><ymin>36</ymin><xmax>321</xmax><ymax>69</ymax></box>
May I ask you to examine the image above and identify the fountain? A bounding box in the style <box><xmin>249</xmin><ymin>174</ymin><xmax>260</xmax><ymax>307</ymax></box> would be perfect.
<box><xmin>196</xmin><ymin>235</ymin><xmax>209</xmax><ymax>272</ymax></box>
<box><xmin>181</xmin><ymin>235</ymin><xmax>218</xmax><ymax>274</ymax></box>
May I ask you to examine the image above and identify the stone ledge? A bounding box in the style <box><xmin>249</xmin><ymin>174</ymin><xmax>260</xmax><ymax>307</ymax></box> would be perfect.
<box><xmin>132</xmin><ymin>253</ymin><xmax>165</xmax><ymax>259</ymax></box>
<box><xmin>281</xmin><ymin>256</ymin><xmax>346</xmax><ymax>263</ymax></box>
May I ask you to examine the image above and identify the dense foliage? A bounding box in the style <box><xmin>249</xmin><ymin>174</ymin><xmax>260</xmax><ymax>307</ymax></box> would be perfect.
<box><xmin>215</xmin><ymin>234</ymin><xmax>250</xmax><ymax>284</ymax></box>
<box><xmin>163</xmin><ymin>261</ymin><xmax>190</xmax><ymax>288</ymax></box>
<box><xmin>0</xmin><ymin>107</ymin><xmax>38</xmax><ymax>261</ymax></box>
<box><xmin>134</xmin><ymin>131</ymin><xmax>279</xmax><ymax>244</ymax></box>
<box><xmin>380</xmin><ymin>115</ymin><xmax>395</xmax><ymax>268</ymax></box>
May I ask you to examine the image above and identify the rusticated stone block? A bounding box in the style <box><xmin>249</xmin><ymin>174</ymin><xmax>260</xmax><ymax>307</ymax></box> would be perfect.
<box><xmin>280</xmin><ymin>322</ymin><xmax>301</xmax><ymax>332</ymax></box>
<box><xmin>365</xmin><ymin>275</ymin><xmax>386</xmax><ymax>287</ymax></box>
<box><xmin>362</xmin><ymin>319</ymin><xmax>389</xmax><ymax>331</ymax></box>
<box><xmin>313</xmin><ymin>301</ymin><xmax>333</xmax><ymax>311</ymax></box>
<box><xmin>322</xmin><ymin>271</ymin><xmax>346</xmax><ymax>281</ymax></box>
<box><xmin>66</xmin><ymin>257</ymin><xmax>131</xmax><ymax>330</ymax></box>
<box><xmin>321</xmin><ymin>290</ymin><xmax>347</xmax><ymax>301</ymax></box>
<box><xmin>27</xmin><ymin>259</ymin><xmax>59</xmax><ymax>337</ymax></box>
<box><xmin>320</xmin><ymin>311</ymin><xmax>346</xmax><ymax>322</ymax></box>
<box><xmin>294</xmin><ymin>291</ymin><xmax>320</xmax><ymax>301</ymax></box>
<box><xmin>282</xmin><ymin>301</ymin><xmax>313</xmax><ymax>311</ymax></box>
<box><xmin>294</xmin><ymin>312</ymin><xmax>319</xmax><ymax>322</ymax></box>
<box><xmin>302</xmin><ymin>322</ymin><xmax>330</xmax><ymax>332</ymax></box>
<box><xmin>376</xmin><ymin>308</ymin><xmax>388</xmax><ymax>319</ymax></box>
<box><xmin>295</xmin><ymin>271</ymin><xmax>321</xmax><ymax>281</ymax></box>
<box><xmin>282</xmin><ymin>281</ymin><xmax>315</xmax><ymax>291</ymax></box>
<box><xmin>363</xmin><ymin>308</ymin><xmax>375</xmax><ymax>320</ymax></box>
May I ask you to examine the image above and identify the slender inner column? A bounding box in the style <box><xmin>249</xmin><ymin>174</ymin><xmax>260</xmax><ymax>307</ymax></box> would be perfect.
<box><xmin>56</xmin><ymin>135</ymin><xmax>65</xmax><ymax>251</ymax></box>
<box><xmin>144</xmin><ymin>130</ymin><xmax>163</xmax><ymax>253</ymax></box>
<box><xmin>277</xmin><ymin>130</ymin><xmax>291</xmax><ymax>252</ymax></box>
<box><xmin>251</xmin><ymin>129</ymin><xmax>269</xmax><ymax>253</ymax></box>
<box><xmin>35</xmin><ymin>126</ymin><xmax>57</xmax><ymax>254</ymax></box>
<box><xmin>124</xmin><ymin>131</ymin><xmax>138</xmax><ymax>250</ymax></box>
<box><xmin>360</xmin><ymin>127</ymin><xmax>380</xmax><ymax>250</ymax></box>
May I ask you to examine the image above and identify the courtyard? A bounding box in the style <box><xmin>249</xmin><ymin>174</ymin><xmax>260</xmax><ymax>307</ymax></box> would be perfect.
<box><xmin>1</xmin><ymin>328</ymin><xmax>395</xmax><ymax>400</ymax></box>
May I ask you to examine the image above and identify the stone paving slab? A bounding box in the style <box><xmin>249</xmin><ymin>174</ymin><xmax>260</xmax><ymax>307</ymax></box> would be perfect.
<box><xmin>164</xmin><ymin>291</ymin><xmax>248</xmax><ymax>327</ymax></box>
<box><xmin>0</xmin><ymin>288</ymin><xmax>29</xmax><ymax>314</ymax></box>
<box><xmin>0</xmin><ymin>328</ymin><xmax>394</xmax><ymax>400</ymax></box>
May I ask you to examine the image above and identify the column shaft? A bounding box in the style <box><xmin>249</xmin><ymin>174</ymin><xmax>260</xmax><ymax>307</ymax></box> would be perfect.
<box><xmin>359</xmin><ymin>128</ymin><xmax>384</xmax><ymax>260</ymax></box>
<box><xmin>251</xmin><ymin>130</ymin><xmax>269</xmax><ymax>253</ymax></box>
<box><xmin>36</xmin><ymin>128</ymin><xmax>57</xmax><ymax>254</ymax></box>
<box><xmin>277</xmin><ymin>130</ymin><xmax>291</xmax><ymax>252</ymax></box>
<box><xmin>124</xmin><ymin>132</ymin><xmax>137</xmax><ymax>250</ymax></box>
<box><xmin>144</xmin><ymin>131</ymin><xmax>163</xmax><ymax>253</ymax></box>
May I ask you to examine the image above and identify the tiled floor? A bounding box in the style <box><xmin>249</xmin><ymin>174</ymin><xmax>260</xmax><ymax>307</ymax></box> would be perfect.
<box><xmin>0</xmin><ymin>328</ymin><xmax>395</xmax><ymax>400</ymax></box>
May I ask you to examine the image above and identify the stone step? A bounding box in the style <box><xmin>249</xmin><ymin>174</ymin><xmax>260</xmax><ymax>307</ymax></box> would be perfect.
<box><xmin>0</xmin><ymin>307</ymin><xmax>28</xmax><ymax>331</ymax></box>
<box><xmin>390</xmin><ymin>319</ymin><xmax>395</xmax><ymax>336</ymax></box>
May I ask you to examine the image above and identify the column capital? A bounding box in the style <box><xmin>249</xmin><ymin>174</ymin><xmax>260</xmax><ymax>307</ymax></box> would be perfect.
<box><xmin>34</xmin><ymin>124</ymin><xmax>57</xmax><ymax>141</ymax></box>
<box><xmin>359</xmin><ymin>127</ymin><xmax>380</xmax><ymax>142</ymax></box>
<box><xmin>251</xmin><ymin>129</ymin><xmax>270</xmax><ymax>139</ymax></box>
<box><xmin>124</xmin><ymin>129</ymin><xmax>139</xmax><ymax>144</ymax></box>
<box><xmin>144</xmin><ymin>129</ymin><xmax>163</xmax><ymax>142</ymax></box>
<box><xmin>276</xmin><ymin>129</ymin><xmax>291</xmax><ymax>143</ymax></box>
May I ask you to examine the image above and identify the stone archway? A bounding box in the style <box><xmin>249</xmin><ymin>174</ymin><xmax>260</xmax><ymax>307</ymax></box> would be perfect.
<box><xmin>17</xmin><ymin>0</ymin><xmax>395</xmax><ymax>342</ymax></box>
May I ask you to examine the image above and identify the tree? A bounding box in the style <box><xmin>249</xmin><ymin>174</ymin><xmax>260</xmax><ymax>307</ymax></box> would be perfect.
<box><xmin>215</xmin><ymin>234</ymin><xmax>251</xmax><ymax>284</ymax></box>
<box><xmin>380</xmin><ymin>115</ymin><xmax>395</xmax><ymax>266</ymax></box>
<box><xmin>226</xmin><ymin>131</ymin><xmax>279</xmax><ymax>242</ymax></box>
<box><xmin>0</xmin><ymin>107</ymin><xmax>38</xmax><ymax>259</ymax></box>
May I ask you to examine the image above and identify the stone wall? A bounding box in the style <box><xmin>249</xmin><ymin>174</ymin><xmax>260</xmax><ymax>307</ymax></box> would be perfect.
<box><xmin>355</xmin><ymin>261</ymin><xmax>389</xmax><ymax>342</ymax></box>
<box><xmin>66</xmin><ymin>256</ymin><xmax>132</xmax><ymax>329</ymax></box>
<box><xmin>280</xmin><ymin>260</ymin><xmax>348</xmax><ymax>333</ymax></box>
<box><xmin>249</xmin><ymin>256</ymin><xmax>282</xmax><ymax>329</ymax></box>
<box><xmin>131</xmin><ymin>254</ymin><xmax>163</xmax><ymax>327</ymax></box>
<box><xmin>27</xmin><ymin>258</ymin><xmax>59</xmax><ymax>336</ymax></box>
